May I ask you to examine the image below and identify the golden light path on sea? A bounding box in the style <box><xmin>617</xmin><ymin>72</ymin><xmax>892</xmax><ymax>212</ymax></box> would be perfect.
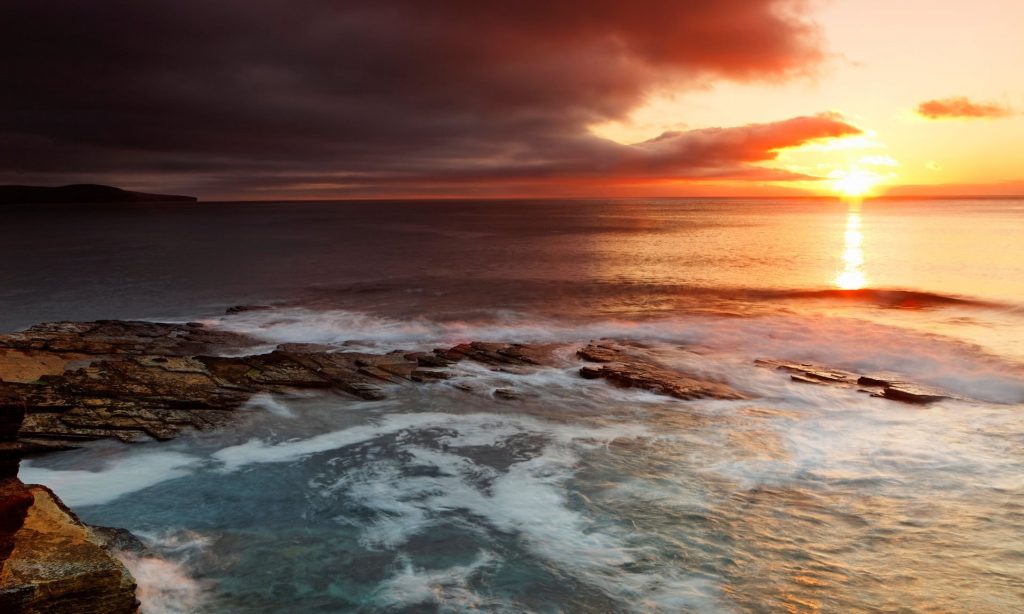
<box><xmin>835</xmin><ymin>202</ymin><xmax>867</xmax><ymax>290</ymax></box>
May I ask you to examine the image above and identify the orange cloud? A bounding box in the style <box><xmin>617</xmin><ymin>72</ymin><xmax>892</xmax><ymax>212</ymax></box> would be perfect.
<box><xmin>915</xmin><ymin>97</ymin><xmax>1012</xmax><ymax>120</ymax></box>
<box><xmin>216</xmin><ymin>113</ymin><xmax>864</xmax><ymax>199</ymax></box>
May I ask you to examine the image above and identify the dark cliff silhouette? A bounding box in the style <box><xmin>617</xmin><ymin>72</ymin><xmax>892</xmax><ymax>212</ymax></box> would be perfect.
<box><xmin>0</xmin><ymin>184</ymin><xmax>197</xmax><ymax>204</ymax></box>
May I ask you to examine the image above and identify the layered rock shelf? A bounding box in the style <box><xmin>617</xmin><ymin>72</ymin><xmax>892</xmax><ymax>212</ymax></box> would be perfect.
<box><xmin>577</xmin><ymin>341</ymin><xmax>747</xmax><ymax>400</ymax></box>
<box><xmin>0</xmin><ymin>323</ymin><xmax>567</xmax><ymax>452</ymax></box>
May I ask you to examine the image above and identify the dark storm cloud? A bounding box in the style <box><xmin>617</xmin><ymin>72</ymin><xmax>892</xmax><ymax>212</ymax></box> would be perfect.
<box><xmin>0</xmin><ymin>0</ymin><xmax>848</xmax><ymax>197</ymax></box>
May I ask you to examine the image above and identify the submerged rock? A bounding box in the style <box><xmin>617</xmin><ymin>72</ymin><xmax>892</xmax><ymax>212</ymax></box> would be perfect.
<box><xmin>224</xmin><ymin>304</ymin><xmax>272</xmax><ymax>315</ymax></box>
<box><xmin>493</xmin><ymin>387</ymin><xmax>528</xmax><ymax>401</ymax></box>
<box><xmin>754</xmin><ymin>359</ymin><xmax>958</xmax><ymax>404</ymax></box>
<box><xmin>577</xmin><ymin>341</ymin><xmax>747</xmax><ymax>401</ymax></box>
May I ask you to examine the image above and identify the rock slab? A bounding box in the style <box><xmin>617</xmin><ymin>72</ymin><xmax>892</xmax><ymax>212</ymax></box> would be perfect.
<box><xmin>577</xmin><ymin>341</ymin><xmax>747</xmax><ymax>401</ymax></box>
<box><xmin>0</xmin><ymin>485</ymin><xmax>138</xmax><ymax>613</ymax></box>
<box><xmin>754</xmin><ymin>359</ymin><xmax>957</xmax><ymax>404</ymax></box>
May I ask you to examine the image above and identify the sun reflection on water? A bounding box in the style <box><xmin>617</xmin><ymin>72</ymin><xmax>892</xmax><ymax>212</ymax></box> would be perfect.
<box><xmin>835</xmin><ymin>202</ymin><xmax>867</xmax><ymax>290</ymax></box>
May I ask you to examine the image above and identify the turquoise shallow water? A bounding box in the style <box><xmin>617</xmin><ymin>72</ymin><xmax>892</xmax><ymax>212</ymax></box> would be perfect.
<box><xmin>11</xmin><ymin>198</ymin><xmax>1024</xmax><ymax>612</ymax></box>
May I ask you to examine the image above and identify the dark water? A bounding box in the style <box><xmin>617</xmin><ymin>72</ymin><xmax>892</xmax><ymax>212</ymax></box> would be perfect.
<box><xmin>10</xmin><ymin>198</ymin><xmax>1024</xmax><ymax>612</ymax></box>
<box><xmin>4</xmin><ymin>198</ymin><xmax>1023</xmax><ymax>328</ymax></box>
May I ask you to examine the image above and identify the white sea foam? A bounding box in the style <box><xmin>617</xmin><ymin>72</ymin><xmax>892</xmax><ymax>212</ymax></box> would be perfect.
<box><xmin>213</xmin><ymin>412</ymin><xmax>460</xmax><ymax>471</ymax></box>
<box><xmin>298</xmin><ymin>412</ymin><xmax>726</xmax><ymax>611</ymax></box>
<box><xmin>374</xmin><ymin>551</ymin><xmax>498</xmax><ymax>611</ymax></box>
<box><xmin>212</xmin><ymin>411</ymin><xmax>651</xmax><ymax>472</ymax></box>
<box><xmin>20</xmin><ymin>451</ymin><xmax>200</xmax><ymax>507</ymax></box>
<box><xmin>117</xmin><ymin>554</ymin><xmax>206</xmax><ymax>614</ymax></box>
<box><xmin>220</xmin><ymin>408</ymin><xmax>661</xmax><ymax>582</ymax></box>
<box><xmin>243</xmin><ymin>392</ymin><xmax>296</xmax><ymax>418</ymax></box>
<box><xmin>116</xmin><ymin>530</ymin><xmax>211</xmax><ymax>614</ymax></box>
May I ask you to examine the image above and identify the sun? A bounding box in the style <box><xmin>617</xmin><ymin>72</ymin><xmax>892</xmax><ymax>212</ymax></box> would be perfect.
<box><xmin>830</xmin><ymin>168</ymin><xmax>880</xmax><ymax>198</ymax></box>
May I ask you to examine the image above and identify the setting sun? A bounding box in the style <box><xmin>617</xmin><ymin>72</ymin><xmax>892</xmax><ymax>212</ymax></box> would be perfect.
<box><xmin>831</xmin><ymin>168</ymin><xmax>881</xmax><ymax>197</ymax></box>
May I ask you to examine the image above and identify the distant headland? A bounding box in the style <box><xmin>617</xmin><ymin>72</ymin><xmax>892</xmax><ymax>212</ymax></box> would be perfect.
<box><xmin>0</xmin><ymin>184</ymin><xmax>197</xmax><ymax>204</ymax></box>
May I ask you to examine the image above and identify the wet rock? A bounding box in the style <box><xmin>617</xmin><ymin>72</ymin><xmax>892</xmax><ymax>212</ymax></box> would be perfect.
<box><xmin>404</xmin><ymin>352</ymin><xmax>452</xmax><ymax>368</ymax></box>
<box><xmin>576</xmin><ymin>344</ymin><xmax>621</xmax><ymax>363</ymax></box>
<box><xmin>90</xmin><ymin>527</ymin><xmax>150</xmax><ymax>557</ymax></box>
<box><xmin>0</xmin><ymin>485</ymin><xmax>139</xmax><ymax>613</ymax></box>
<box><xmin>410</xmin><ymin>369</ymin><xmax>450</xmax><ymax>382</ymax></box>
<box><xmin>873</xmin><ymin>381</ymin><xmax>950</xmax><ymax>405</ymax></box>
<box><xmin>493</xmin><ymin>388</ymin><xmax>523</xmax><ymax>401</ymax></box>
<box><xmin>225</xmin><ymin>304</ymin><xmax>271</xmax><ymax>315</ymax></box>
<box><xmin>577</xmin><ymin>341</ymin><xmax>747</xmax><ymax>401</ymax></box>
<box><xmin>0</xmin><ymin>400</ymin><xmax>36</xmax><ymax>570</ymax></box>
<box><xmin>274</xmin><ymin>343</ymin><xmax>334</xmax><ymax>354</ymax></box>
<box><xmin>0</xmin><ymin>348</ymin><xmax>75</xmax><ymax>384</ymax></box>
<box><xmin>2</xmin><ymin>353</ymin><xmax>250</xmax><ymax>450</ymax></box>
<box><xmin>0</xmin><ymin>320</ymin><xmax>256</xmax><ymax>358</ymax></box>
<box><xmin>755</xmin><ymin>359</ymin><xmax>957</xmax><ymax>405</ymax></box>
<box><xmin>4</xmin><ymin>346</ymin><xmax>417</xmax><ymax>448</ymax></box>
<box><xmin>436</xmin><ymin>342</ymin><xmax>559</xmax><ymax>367</ymax></box>
<box><xmin>0</xmin><ymin>321</ymin><xmax>747</xmax><ymax>450</ymax></box>
<box><xmin>0</xmin><ymin>478</ymin><xmax>34</xmax><ymax>567</ymax></box>
<box><xmin>354</xmin><ymin>354</ymin><xmax>419</xmax><ymax>382</ymax></box>
<box><xmin>753</xmin><ymin>359</ymin><xmax>859</xmax><ymax>386</ymax></box>
<box><xmin>0</xmin><ymin>403</ymin><xmax>27</xmax><ymax>479</ymax></box>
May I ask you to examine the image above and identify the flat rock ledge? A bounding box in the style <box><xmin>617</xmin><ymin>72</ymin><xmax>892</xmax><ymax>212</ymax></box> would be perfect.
<box><xmin>0</xmin><ymin>322</ymin><xmax>565</xmax><ymax>453</ymax></box>
<box><xmin>754</xmin><ymin>359</ymin><xmax>957</xmax><ymax>404</ymax></box>
<box><xmin>577</xmin><ymin>341</ymin><xmax>748</xmax><ymax>401</ymax></box>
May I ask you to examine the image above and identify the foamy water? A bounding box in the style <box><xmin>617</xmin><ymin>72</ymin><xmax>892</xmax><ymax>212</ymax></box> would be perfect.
<box><xmin>19</xmin><ymin>307</ymin><xmax>1024</xmax><ymax>612</ymax></box>
<box><xmin>10</xmin><ymin>198</ymin><xmax>1024</xmax><ymax>611</ymax></box>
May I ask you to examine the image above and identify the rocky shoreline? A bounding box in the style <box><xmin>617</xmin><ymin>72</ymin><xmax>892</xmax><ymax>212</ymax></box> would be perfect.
<box><xmin>0</xmin><ymin>316</ymin><xmax>962</xmax><ymax>612</ymax></box>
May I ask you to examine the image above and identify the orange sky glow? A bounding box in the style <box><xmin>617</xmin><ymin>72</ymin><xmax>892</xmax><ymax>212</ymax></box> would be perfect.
<box><xmin>590</xmin><ymin>0</ymin><xmax>1024</xmax><ymax>198</ymax></box>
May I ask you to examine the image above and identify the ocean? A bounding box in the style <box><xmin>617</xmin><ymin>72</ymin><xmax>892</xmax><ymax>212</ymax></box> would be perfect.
<box><xmin>6</xmin><ymin>198</ymin><xmax>1024</xmax><ymax>612</ymax></box>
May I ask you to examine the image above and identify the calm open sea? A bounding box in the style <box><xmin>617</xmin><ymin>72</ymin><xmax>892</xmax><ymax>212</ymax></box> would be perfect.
<box><xmin>7</xmin><ymin>198</ymin><xmax>1024</xmax><ymax>612</ymax></box>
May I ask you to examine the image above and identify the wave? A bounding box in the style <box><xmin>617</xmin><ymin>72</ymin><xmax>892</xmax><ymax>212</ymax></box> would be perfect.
<box><xmin>761</xmin><ymin>287</ymin><xmax>1002</xmax><ymax>309</ymax></box>
<box><xmin>292</xmin><ymin>278</ymin><xmax>1010</xmax><ymax>311</ymax></box>
<box><xmin>20</xmin><ymin>451</ymin><xmax>201</xmax><ymax>507</ymax></box>
<box><xmin>116</xmin><ymin>530</ymin><xmax>211</xmax><ymax>614</ymax></box>
<box><xmin>247</xmin><ymin>410</ymin><xmax>726</xmax><ymax>611</ymax></box>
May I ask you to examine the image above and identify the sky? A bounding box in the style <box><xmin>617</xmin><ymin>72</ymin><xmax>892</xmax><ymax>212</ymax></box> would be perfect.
<box><xmin>2</xmin><ymin>0</ymin><xmax>1021</xmax><ymax>200</ymax></box>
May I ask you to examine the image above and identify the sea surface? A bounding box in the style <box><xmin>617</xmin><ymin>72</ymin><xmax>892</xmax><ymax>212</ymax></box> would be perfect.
<box><xmin>6</xmin><ymin>198</ymin><xmax>1024</xmax><ymax>612</ymax></box>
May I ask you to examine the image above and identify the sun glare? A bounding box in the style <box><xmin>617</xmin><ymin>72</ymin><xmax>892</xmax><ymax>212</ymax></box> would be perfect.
<box><xmin>831</xmin><ymin>168</ymin><xmax>880</xmax><ymax>198</ymax></box>
<box><xmin>835</xmin><ymin>205</ymin><xmax>868</xmax><ymax>290</ymax></box>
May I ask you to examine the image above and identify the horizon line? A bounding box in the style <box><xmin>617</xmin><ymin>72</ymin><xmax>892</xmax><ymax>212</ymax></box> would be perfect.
<box><xmin>193</xmin><ymin>193</ymin><xmax>1024</xmax><ymax>204</ymax></box>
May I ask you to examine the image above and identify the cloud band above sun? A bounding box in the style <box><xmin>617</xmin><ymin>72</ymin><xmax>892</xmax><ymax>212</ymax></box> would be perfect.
<box><xmin>1</xmin><ymin>0</ymin><xmax>836</xmax><ymax>197</ymax></box>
